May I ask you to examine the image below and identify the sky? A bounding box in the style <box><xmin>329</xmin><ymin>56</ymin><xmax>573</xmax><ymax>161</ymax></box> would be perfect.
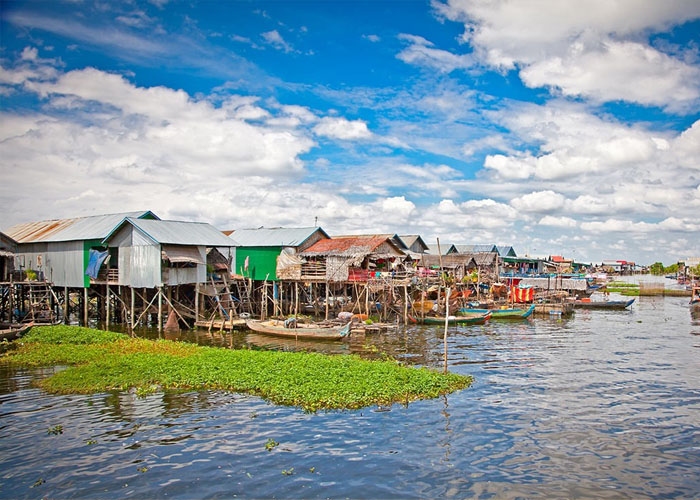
<box><xmin>1</xmin><ymin>0</ymin><xmax>699</xmax><ymax>266</ymax></box>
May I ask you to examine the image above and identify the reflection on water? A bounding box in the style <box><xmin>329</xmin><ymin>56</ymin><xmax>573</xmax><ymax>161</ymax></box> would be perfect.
<box><xmin>1</xmin><ymin>293</ymin><xmax>699</xmax><ymax>498</ymax></box>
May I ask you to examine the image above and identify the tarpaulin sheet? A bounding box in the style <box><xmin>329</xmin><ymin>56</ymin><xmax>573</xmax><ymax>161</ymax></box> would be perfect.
<box><xmin>86</xmin><ymin>249</ymin><xmax>110</xmax><ymax>278</ymax></box>
<box><xmin>162</xmin><ymin>245</ymin><xmax>204</xmax><ymax>264</ymax></box>
<box><xmin>510</xmin><ymin>286</ymin><xmax>534</xmax><ymax>303</ymax></box>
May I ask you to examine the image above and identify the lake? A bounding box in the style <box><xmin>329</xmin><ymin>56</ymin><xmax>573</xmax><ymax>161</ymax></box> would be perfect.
<box><xmin>1</xmin><ymin>283</ymin><xmax>699</xmax><ymax>498</ymax></box>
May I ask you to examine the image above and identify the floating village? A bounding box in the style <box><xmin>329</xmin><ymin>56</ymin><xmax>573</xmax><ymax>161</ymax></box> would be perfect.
<box><xmin>1</xmin><ymin>210</ymin><xmax>699</xmax><ymax>339</ymax></box>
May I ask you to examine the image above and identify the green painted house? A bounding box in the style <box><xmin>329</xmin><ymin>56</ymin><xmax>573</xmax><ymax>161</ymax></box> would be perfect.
<box><xmin>229</xmin><ymin>227</ymin><xmax>330</xmax><ymax>281</ymax></box>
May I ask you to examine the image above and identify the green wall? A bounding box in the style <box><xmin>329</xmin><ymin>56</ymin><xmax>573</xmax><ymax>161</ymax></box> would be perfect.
<box><xmin>235</xmin><ymin>247</ymin><xmax>281</xmax><ymax>281</ymax></box>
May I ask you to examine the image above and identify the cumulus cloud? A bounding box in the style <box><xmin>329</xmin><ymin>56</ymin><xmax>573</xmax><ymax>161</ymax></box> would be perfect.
<box><xmin>313</xmin><ymin>117</ymin><xmax>372</xmax><ymax>140</ymax></box>
<box><xmin>433</xmin><ymin>0</ymin><xmax>700</xmax><ymax>110</ymax></box>
<box><xmin>511</xmin><ymin>190</ymin><xmax>566</xmax><ymax>213</ymax></box>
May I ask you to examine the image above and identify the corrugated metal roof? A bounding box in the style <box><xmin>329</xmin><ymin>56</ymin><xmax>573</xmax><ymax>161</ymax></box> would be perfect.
<box><xmin>302</xmin><ymin>235</ymin><xmax>400</xmax><ymax>256</ymax></box>
<box><xmin>454</xmin><ymin>244</ymin><xmax>498</xmax><ymax>254</ymax></box>
<box><xmin>229</xmin><ymin>227</ymin><xmax>328</xmax><ymax>247</ymax></box>
<box><xmin>110</xmin><ymin>218</ymin><xmax>235</xmax><ymax>247</ymax></box>
<box><xmin>5</xmin><ymin>211</ymin><xmax>158</xmax><ymax>243</ymax></box>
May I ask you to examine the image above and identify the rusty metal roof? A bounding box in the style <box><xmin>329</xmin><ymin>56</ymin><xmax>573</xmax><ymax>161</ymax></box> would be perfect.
<box><xmin>4</xmin><ymin>211</ymin><xmax>158</xmax><ymax>243</ymax></box>
<box><xmin>301</xmin><ymin>235</ymin><xmax>403</xmax><ymax>257</ymax></box>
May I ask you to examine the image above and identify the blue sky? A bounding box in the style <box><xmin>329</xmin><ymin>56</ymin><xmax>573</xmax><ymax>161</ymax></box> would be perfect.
<box><xmin>1</xmin><ymin>0</ymin><xmax>699</xmax><ymax>265</ymax></box>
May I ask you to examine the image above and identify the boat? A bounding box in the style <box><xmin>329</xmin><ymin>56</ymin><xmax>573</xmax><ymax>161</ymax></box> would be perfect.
<box><xmin>457</xmin><ymin>303</ymin><xmax>535</xmax><ymax>320</ymax></box>
<box><xmin>0</xmin><ymin>322</ymin><xmax>34</xmax><ymax>342</ymax></box>
<box><xmin>573</xmin><ymin>298</ymin><xmax>635</xmax><ymax>310</ymax></box>
<box><xmin>245</xmin><ymin>318</ymin><xmax>352</xmax><ymax>340</ymax></box>
<box><xmin>690</xmin><ymin>286</ymin><xmax>700</xmax><ymax>313</ymax></box>
<box><xmin>409</xmin><ymin>311</ymin><xmax>492</xmax><ymax>325</ymax></box>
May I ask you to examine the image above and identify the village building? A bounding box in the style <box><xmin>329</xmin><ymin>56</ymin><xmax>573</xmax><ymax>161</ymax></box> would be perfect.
<box><xmin>0</xmin><ymin>231</ymin><xmax>17</xmax><ymax>282</ymax></box>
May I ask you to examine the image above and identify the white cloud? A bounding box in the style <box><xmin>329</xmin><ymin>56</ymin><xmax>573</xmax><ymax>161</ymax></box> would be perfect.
<box><xmin>313</xmin><ymin>117</ymin><xmax>372</xmax><ymax>140</ymax></box>
<box><xmin>538</xmin><ymin>215</ymin><xmax>577</xmax><ymax>228</ymax></box>
<box><xmin>397</xmin><ymin>33</ymin><xmax>475</xmax><ymax>73</ymax></box>
<box><xmin>511</xmin><ymin>190</ymin><xmax>566</xmax><ymax>213</ymax></box>
<box><xmin>433</xmin><ymin>0</ymin><xmax>700</xmax><ymax>109</ymax></box>
<box><xmin>261</xmin><ymin>30</ymin><xmax>293</xmax><ymax>53</ymax></box>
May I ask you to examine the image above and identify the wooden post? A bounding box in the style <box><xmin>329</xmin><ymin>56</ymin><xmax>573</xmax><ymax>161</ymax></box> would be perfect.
<box><xmin>325</xmin><ymin>282</ymin><xmax>330</xmax><ymax>320</ymax></box>
<box><xmin>130</xmin><ymin>287</ymin><xmax>135</xmax><ymax>331</ymax></box>
<box><xmin>106</xmin><ymin>282</ymin><xmax>110</xmax><ymax>328</ymax></box>
<box><xmin>83</xmin><ymin>288</ymin><xmax>89</xmax><ymax>326</ymax></box>
<box><xmin>365</xmin><ymin>283</ymin><xmax>370</xmax><ymax>317</ymax></box>
<box><xmin>157</xmin><ymin>286</ymin><xmax>163</xmax><ymax>333</ymax></box>
<box><xmin>444</xmin><ymin>287</ymin><xmax>451</xmax><ymax>374</ymax></box>
<box><xmin>404</xmin><ymin>284</ymin><xmax>408</xmax><ymax>324</ymax></box>
<box><xmin>195</xmin><ymin>282</ymin><xmax>200</xmax><ymax>323</ymax></box>
<box><xmin>63</xmin><ymin>285</ymin><xmax>68</xmax><ymax>324</ymax></box>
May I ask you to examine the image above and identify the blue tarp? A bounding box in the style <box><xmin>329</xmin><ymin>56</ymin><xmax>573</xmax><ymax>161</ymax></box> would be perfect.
<box><xmin>86</xmin><ymin>249</ymin><xmax>110</xmax><ymax>279</ymax></box>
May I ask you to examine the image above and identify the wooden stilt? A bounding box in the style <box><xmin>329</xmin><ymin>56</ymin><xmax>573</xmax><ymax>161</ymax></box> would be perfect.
<box><xmin>157</xmin><ymin>286</ymin><xmax>163</xmax><ymax>333</ymax></box>
<box><xmin>130</xmin><ymin>287</ymin><xmax>135</xmax><ymax>331</ymax></box>
<box><xmin>83</xmin><ymin>288</ymin><xmax>88</xmax><ymax>326</ymax></box>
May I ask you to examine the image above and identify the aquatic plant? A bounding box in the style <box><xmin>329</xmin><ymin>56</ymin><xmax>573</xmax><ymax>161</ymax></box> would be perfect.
<box><xmin>1</xmin><ymin>325</ymin><xmax>472</xmax><ymax>412</ymax></box>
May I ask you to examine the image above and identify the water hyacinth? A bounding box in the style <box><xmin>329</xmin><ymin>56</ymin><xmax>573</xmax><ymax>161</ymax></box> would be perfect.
<box><xmin>2</xmin><ymin>325</ymin><xmax>472</xmax><ymax>412</ymax></box>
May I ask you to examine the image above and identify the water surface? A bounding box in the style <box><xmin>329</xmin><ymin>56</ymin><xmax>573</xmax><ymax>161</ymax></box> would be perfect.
<box><xmin>1</xmin><ymin>291</ymin><xmax>699</xmax><ymax>498</ymax></box>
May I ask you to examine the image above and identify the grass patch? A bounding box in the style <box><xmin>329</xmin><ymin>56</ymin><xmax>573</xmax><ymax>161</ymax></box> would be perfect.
<box><xmin>1</xmin><ymin>325</ymin><xmax>472</xmax><ymax>412</ymax></box>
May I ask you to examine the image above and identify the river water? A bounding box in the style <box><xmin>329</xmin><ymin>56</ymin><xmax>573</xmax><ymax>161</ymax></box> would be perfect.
<box><xmin>1</xmin><ymin>284</ymin><xmax>699</xmax><ymax>499</ymax></box>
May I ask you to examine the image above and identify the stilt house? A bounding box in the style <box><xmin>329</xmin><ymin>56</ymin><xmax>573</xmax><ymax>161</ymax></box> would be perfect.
<box><xmin>229</xmin><ymin>227</ymin><xmax>330</xmax><ymax>281</ymax></box>
<box><xmin>0</xmin><ymin>232</ymin><xmax>17</xmax><ymax>281</ymax></box>
<box><xmin>4</xmin><ymin>211</ymin><xmax>158</xmax><ymax>287</ymax></box>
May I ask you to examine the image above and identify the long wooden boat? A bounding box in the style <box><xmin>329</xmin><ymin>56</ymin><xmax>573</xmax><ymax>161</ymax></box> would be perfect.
<box><xmin>573</xmin><ymin>298</ymin><xmax>635</xmax><ymax>310</ymax></box>
<box><xmin>245</xmin><ymin>319</ymin><xmax>351</xmax><ymax>340</ymax></box>
<box><xmin>458</xmin><ymin>303</ymin><xmax>535</xmax><ymax>320</ymax></box>
<box><xmin>0</xmin><ymin>322</ymin><xmax>34</xmax><ymax>342</ymax></box>
<box><xmin>409</xmin><ymin>311</ymin><xmax>491</xmax><ymax>325</ymax></box>
<box><xmin>690</xmin><ymin>286</ymin><xmax>700</xmax><ymax>313</ymax></box>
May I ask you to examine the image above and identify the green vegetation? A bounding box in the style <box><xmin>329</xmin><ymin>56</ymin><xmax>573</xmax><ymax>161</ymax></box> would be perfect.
<box><xmin>1</xmin><ymin>325</ymin><xmax>472</xmax><ymax>412</ymax></box>
<box><xmin>605</xmin><ymin>282</ymin><xmax>640</xmax><ymax>296</ymax></box>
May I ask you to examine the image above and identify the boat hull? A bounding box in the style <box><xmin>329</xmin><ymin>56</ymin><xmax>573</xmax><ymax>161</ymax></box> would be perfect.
<box><xmin>458</xmin><ymin>304</ymin><xmax>535</xmax><ymax>319</ymax></box>
<box><xmin>409</xmin><ymin>312</ymin><xmax>491</xmax><ymax>325</ymax></box>
<box><xmin>574</xmin><ymin>298</ymin><xmax>635</xmax><ymax>310</ymax></box>
<box><xmin>0</xmin><ymin>323</ymin><xmax>33</xmax><ymax>341</ymax></box>
<box><xmin>245</xmin><ymin>319</ymin><xmax>351</xmax><ymax>340</ymax></box>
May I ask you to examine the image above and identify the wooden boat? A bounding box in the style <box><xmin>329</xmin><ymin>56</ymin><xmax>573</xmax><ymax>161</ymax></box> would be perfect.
<box><xmin>409</xmin><ymin>311</ymin><xmax>491</xmax><ymax>325</ymax></box>
<box><xmin>245</xmin><ymin>318</ymin><xmax>351</xmax><ymax>340</ymax></box>
<box><xmin>0</xmin><ymin>322</ymin><xmax>34</xmax><ymax>341</ymax></box>
<box><xmin>573</xmin><ymin>298</ymin><xmax>635</xmax><ymax>310</ymax></box>
<box><xmin>690</xmin><ymin>286</ymin><xmax>700</xmax><ymax>313</ymax></box>
<box><xmin>458</xmin><ymin>303</ymin><xmax>535</xmax><ymax>320</ymax></box>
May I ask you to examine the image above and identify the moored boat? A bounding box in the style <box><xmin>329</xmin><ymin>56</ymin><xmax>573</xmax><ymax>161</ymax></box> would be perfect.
<box><xmin>0</xmin><ymin>322</ymin><xmax>34</xmax><ymax>342</ymax></box>
<box><xmin>409</xmin><ymin>311</ymin><xmax>491</xmax><ymax>325</ymax></box>
<box><xmin>574</xmin><ymin>298</ymin><xmax>635</xmax><ymax>310</ymax></box>
<box><xmin>458</xmin><ymin>303</ymin><xmax>535</xmax><ymax>320</ymax></box>
<box><xmin>690</xmin><ymin>286</ymin><xmax>700</xmax><ymax>314</ymax></box>
<box><xmin>245</xmin><ymin>318</ymin><xmax>351</xmax><ymax>340</ymax></box>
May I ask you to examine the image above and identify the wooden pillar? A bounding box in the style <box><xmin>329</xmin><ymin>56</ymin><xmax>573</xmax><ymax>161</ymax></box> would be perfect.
<box><xmin>195</xmin><ymin>283</ymin><xmax>200</xmax><ymax>323</ymax></box>
<box><xmin>157</xmin><ymin>286</ymin><xmax>163</xmax><ymax>333</ymax></box>
<box><xmin>365</xmin><ymin>283</ymin><xmax>370</xmax><ymax>317</ymax></box>
<box><xmin>106</xmin><ymin>282</ymin><xmax>110</xmax><ymax>328</ymax></box>
<box><xmin>325</xmin><ymin>282</ymin><xmax>330</xmax><ymax>320</ymax></box>
<box><xmin>404</xmin><ymin>284</ymin><xmax>408</xmax><ymax>324</ymax></box>
<box><xmin>83</xmin><ymin>288</ymin><xmax>88</xmax><ymax>326</ymax></box>
<box><xmin>63</xmin><ymin>286</ymin><xmax>68</xmax><ymax>324</ymax></box>
<box><xmin>130</xmin><ymin>287</ymin><xmax>135</xmax><ymax>331</ymax></box>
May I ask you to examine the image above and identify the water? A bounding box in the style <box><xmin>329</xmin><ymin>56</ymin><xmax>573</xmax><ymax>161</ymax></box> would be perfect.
<box><xmin>1</xmin><ymin>291</ymin><xmax>699</xmax><ymax>498</ymax></box>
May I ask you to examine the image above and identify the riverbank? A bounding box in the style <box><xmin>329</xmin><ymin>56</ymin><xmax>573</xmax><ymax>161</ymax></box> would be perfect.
<box><xmin>0</xmin><ymin>325</ymin><xmax>471</xmax><ymax>412</ymax></box>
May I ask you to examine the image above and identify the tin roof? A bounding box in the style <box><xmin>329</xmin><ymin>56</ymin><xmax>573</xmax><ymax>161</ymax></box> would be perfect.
<box><xmin>106</xmin><ymin>218</ymin><xmax>235</xmax><ymax>247</ymax></box>
<box><xmin>5</xmin><ymin>211</ymin><xmax>158</xmax><ymax>243</ymax></box>
<box><xmin>229</xmin><ymin>227</ymin><xmax>328</xmax><ymax>247</ymax></box>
